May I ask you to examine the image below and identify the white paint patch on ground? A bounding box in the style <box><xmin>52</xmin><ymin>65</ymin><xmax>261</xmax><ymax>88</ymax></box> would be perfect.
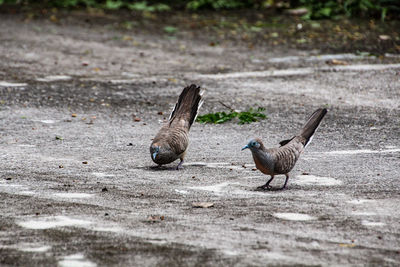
<box><xmin>187</xmin><ymin>179</ymin><xmax>273</xmax><ymax>197</ymax></box>
<box><xmin>273</xmin><ymin>213</ymin><xmax>316</xmax><ymax>221</ymax></box>
<box><xmin>195</xmin><ymin>64</ymin><xmax>400</xmax><ymax>80</ymax></box>
<box><xmin>18</xmin><ymin>244</ymin><xmax>52</xmax><ymax>253</ymax></box>
<box><xmin>267</xmin><ymin>53</ymin><xmax>369</xmax><ymax>63</ymax></box>
<box><xmin>186</xmin><ymin>162</ymin><xmax>255</xmax><ymax>170</ymax></box>
<box><xmin>222</xmin><ymin>249</ymin><xmax>239</xmax><ymax>256</ymax></box>
<box><xmin>92</xmin><ymin>172</ymin><xmax>115</xmax><ymax>178</ymax></box>
<box><xmin>325</xmin><ymin>63</ymin><xmax>400</xmax><ymax>71</ymax></box>
<box><xmin>58</xmin><ymin>253</ymin><xmax>97</xmax><ymax>267</ymax></box>
<box><xmin>36</xmin><ymin>75</ymin><xmax>72</xmax><ymax>82</ymax></box>
<box><xmin>92</xmin><ymin>226</ymin><xmax>124</xmax><ymax>233</ymax></box>
<box><xmin>121</xmin><ymin>72</ymin><xmax>140</xmax><ymax>78</ymax></box>
<box><xmin>175</xmin><ymin>189</ymin><xmax>189</xmax><ymax>195</ymax></box>
<box><xmin>39</xmin><ymin>119</ymin><xmax>58</xmax><ymax>124</ymax></box>
<box><xmin>362</xmin><ymin>220</ymin><xmax>386</xmax><ymax>227</ymax></box>
<box><xmin>325</xmin><ymin>148</ymin><xmax>400</xmax><ymax>155</ymax></box>
<box><xmin>0</xmin><ymin>81</ymin><xmax>27</xmax><ymax>87</ymax></box>
<box><xmin>17</xmin><ymin>216</ymin><xmax>92</xmax><ymax>230</ymax></box>
<box><xmin>109</xmin><ymin>79</ymin><xmax>139</xmax><ymax>84</ymax></box>
<box><xmin>196</xmin><ymin>68</ymin><xmax>314</xmax><ymax>79</ymax></box>
<box><xmin>17</xmin><ymin>144</ymin><xmax>36</xmax><ymax>147</ymax></box>
<box><xmin>294</xmin><ymin>175</ymin><xmax>342</xmax><ymax>186</ymax></box>
<box><xmin>53</xmin><ymin>193</ymin><xmax>93</xmax><ymax>199</ymax></box>
<box><xmin>18</xmin><ymin>191</ymin><xmax>36</xmax><ymax>196</ymax></box>
<box><xmin>147</xmin><ymin>239</ymin><xmax>168</xmax><ymax>245</ymax></box>
<box><xmin>347</xmin><ymin>199</ymin><xmax>376</xmax><ymax>205</ymax></box>
<box><xmin>0</xmin><ymin>183</ymin><xmax>24</xmax><ymax>188</ymax></box>
<box><xmin>189</xmin><ymin>182</ymin><xmax>240</xmax><ymax>195</ymax></box>
<box><xmin>352</xmin><ymin>211</ymin><xmax>377</xmax><ymax>216</ymax></box>
<box><xmin>262</xmin><ymin>252</ymin><xmax>299</xmax><ymax>262</ymax></box>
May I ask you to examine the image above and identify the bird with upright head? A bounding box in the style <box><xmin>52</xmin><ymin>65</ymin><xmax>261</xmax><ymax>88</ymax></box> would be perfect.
<box><xmin>150</xmin><ymin>84</ymin><xmax>204</xmax><ymax>170</ymax></box>
<box><xmin>242</xmin><ymin>108</ymin><xmax>327</xmax><ymax>190</ymax></box>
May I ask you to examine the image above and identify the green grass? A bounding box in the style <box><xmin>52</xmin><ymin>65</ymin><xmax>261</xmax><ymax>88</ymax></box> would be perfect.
<box><xmin>196</xmin><ymin>107</ymin><xmax>267</xmax><ymax>125</ymax></box>
<box><xmin>1</xmin><ymin>0</ymin><xmax>399</xmax><ymax>20</ymax></box>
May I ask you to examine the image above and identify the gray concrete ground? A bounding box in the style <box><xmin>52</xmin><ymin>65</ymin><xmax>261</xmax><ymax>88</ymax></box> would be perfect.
<box><xmin>0</xmin><ymin>13</ymin><xmax>400</xmax><ymax>266</ymax></box>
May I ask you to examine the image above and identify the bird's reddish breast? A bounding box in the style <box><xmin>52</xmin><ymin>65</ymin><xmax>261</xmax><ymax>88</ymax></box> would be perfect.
<box><xmin>253</xmin><ymin>155</ymin><xmax>273</xmax><ymax>175</ymax></box>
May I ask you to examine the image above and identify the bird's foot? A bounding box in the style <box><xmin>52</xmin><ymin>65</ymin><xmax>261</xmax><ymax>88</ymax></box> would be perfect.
<box><xmin>176</xmin><ymin>161</ymin><xmax>184</xmax><ymax>170</ymax></box>
<box><xmin>256</xmin><ymin>185</ymin><xmax>288</xmax><ymax>191</ymax></box>
<box><xmin>256</xmin><ymin>184</ymin><xmax>272</xmax><ymax>191</ymax></box>
<box><xmin>270</xmin><ymin>186</ymin><xmax>287</xmax><ymax>191</ymax></box>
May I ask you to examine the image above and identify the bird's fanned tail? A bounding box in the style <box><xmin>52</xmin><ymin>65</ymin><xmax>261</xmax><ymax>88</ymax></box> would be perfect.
<box><xmin>300</xmin><ymin>108</ymin><xmax>327</xmax><ymax>148</ymax></box>
<box><xmin>168</xmin><ymin>84</ymin><xmax>204</xmax><ymax>129</ymax></box>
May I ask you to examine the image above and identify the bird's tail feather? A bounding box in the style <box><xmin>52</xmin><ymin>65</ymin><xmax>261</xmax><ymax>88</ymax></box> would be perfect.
<box><xmin>300</xmin><ymin>108</ymin><xmax>327</xmax><ymax>148</ymax></box>
<box><xmin>169</xmin><ymin>84</ymin><xmax>204</xmax><ymax>129</ymax></box>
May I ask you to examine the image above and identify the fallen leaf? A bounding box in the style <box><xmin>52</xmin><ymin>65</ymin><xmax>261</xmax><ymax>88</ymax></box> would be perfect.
<box><xmin>122</xmin><ymin>35</ymin><xmax>132</xmax><ymax>41</ymax></box>
<box><xmin>192</xmin><ymin>202</ymin><xmax>214</xmax><ymax>208</ymax></box>
<box><xmin>164</xmin><ymin>26</ymin><xmax>177</xmax><ymax>34</ymax></box>
<box><xmin>286</xmin><ymin>8</ymin><xmax>308</xmax><ymax>16</ymax></box>
<box><xmin>49</xmin><ymin>14</ymin><xmax>58</xmax><ymax>23</ymax></box>
<box><xmin>270</xmin><ymin>32</ymin><xmax>279</xmax><ymax>38</ymax></box>
<box><xmin>326</xmin><ymin>59</ymin><xmax>348</xmax><ymax>65</ymax></box>
<box><xmin>379</xmin><ymin>35</ymin><xmax>391</xmax><ymax>40</ymax></box>
<box><xmin>134</xmin><ymin>117</ymin><xmax>141</xmax><ymax>122</ymax></box>
<box><xmin>59</xmin><ymin>165</ymin><xmax>64</xmax><ymax>168</ymax></box>
<box><xmin>82</xmin><ymin>161</ymin><xmax>88</xmax><ymax>164</ymax></box>
<box><xmin>71</xmin><ymin>113</ymin><xmax>77</xmax><ymax>117</ymax></box>
<box><xmin>147</xmin><ymin>215</ymin><xmax>165</xmax><ymax>222</ymax></box>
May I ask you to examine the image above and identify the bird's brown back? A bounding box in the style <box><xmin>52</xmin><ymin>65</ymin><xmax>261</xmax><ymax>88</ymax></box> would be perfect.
<box><xmin>267</xmin><ymin>136</ymin><xmax>305</xmax><ymax>174</ymax></box>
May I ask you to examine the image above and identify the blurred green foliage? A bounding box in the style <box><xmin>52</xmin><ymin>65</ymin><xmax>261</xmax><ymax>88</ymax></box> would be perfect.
<box><xmin>296</xmin><ymin>0</ymin><xmax>399</xmax><ymax>21</ymax></box>
<box><xmin>0</xmin><ymin>0</ymin><xmax>399</xmax><ymax>20</ymax></box>
<box><xmin>196</xmin><ymin>108</ymin><xmax>267</xmax><ymax>125</ymax></box>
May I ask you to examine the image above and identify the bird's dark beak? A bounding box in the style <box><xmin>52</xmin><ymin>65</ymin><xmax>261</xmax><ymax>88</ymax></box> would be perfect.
<box><xmin>241</xmin><ymin>145</ymin><xmax>249</xmax><ymax>151</ymax></box>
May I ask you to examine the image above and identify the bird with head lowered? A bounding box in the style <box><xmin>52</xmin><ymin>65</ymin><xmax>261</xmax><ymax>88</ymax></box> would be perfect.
<box><xmin>150</xmin><ymin>84</ymin><xmax>204</xmax><ymax>170</ymax></box>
